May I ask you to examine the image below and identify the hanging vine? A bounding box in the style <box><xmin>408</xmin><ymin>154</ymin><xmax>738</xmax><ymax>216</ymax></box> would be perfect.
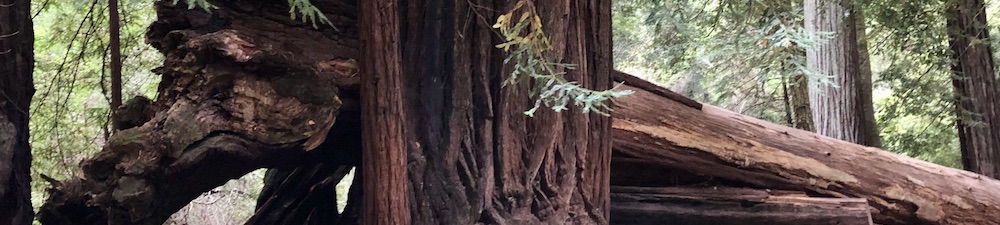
<box><xmin>494</xmin><ymin>0</ymin><xmax>632</xmax><ymax>117</ymax></box>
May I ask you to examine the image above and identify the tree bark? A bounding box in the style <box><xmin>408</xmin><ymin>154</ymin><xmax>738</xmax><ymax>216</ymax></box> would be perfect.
<box><xmin>400</xmin><ymin>0</ymin><xmax>612</xmax><ymax>224</ymax></box>
<box><xmin>854</xmin><ymin>7</ymin><xmax>881</xmax><ymax>148</ymax></box>
<box><xmin>789</xmin><ymin>74</ymin><xmax>814</xmax><ymax>131</ymax></box>
<box><xmin>38</xmin><ymin>1</ymin><xmax>359</xmax><ymax>224</ymax></box>
<box><xmin>359</xmin><ymin>0</ymin><xmax>410</xmax><ymax>224</ymax></box>
<box><xmin>945</xmin><ymin>0</ymin><xmax>1000</xmax><ymax>178</ymax></box>
<box><xmin>109</xmin><ymin>0</ymin><xmax>123</xmax><ymax>131</ymax></box>
<box><xmin>611</xmin><ymin>78</ymin><xmax>1000</xmax><ymax>225</ymax></box>
<box><xmin>804</xmin><ymin>0</ymin><xmax>880</xmax><ymax>146</ymax></box>
<box><xmin>40</xmin><ymin>0</ymin><xmax>616</xmax><ymax>224</ymax></box>
<box><xmin>610</xmin><ymin>186</ymin><xmax>873</xmax><ymax>225</ymax></box>
<box><xmin>0</xmin><ymin>0</ymin><xmax>35</xmax><ymax>223</ymax></box>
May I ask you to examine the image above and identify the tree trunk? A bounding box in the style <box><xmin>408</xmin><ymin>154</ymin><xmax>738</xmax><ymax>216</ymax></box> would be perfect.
<box><xmin>610</xmin><ymin>186</ymin><xmax>873</xmax><ymax>225</ymax></box>
<box><xmin>854</xmin><ymin>7</ymin><xmax>881</xmax><ymax>148</ymax></box>
<box><xmin>0</xmin><ymin>0</ymin><xmax>35</xmax><ymax>223</ymax></box>
<box><xmin>358</xmin><ymin>0</ymin><xmax>410</xmax><ymax>224</ymax></box>
<box><xmin>945</xmin><ymin>0</ymin><xmax>1000</xmax><ymax>178</ymax></box>
<box><xmin>611</xmin><ymin>79</ymin><xmax>1000</xmax><ymax>225</ymax></box>
<box><xmin>109</xmin><ymin>0</ymin><xmax>123</xmax><ymax>131</ymax></box>
<box><xmin>39</xmin><ymin>0</ymin><xmax>614</xmax><ymax>224</ymax></box>
<box><xmin>400</xmin><ymin>0</ymin><xmax>612</xmax><ymax>224</ymax></box>
<box><xmin>790</xmin><ymin>74</ymin><xmax>814</xmax><ymax>131</ymax></box>
<box><xmin>804</xmin><ymin>0</ymin><xmax>880</xmax><ymax>146</ymax></box>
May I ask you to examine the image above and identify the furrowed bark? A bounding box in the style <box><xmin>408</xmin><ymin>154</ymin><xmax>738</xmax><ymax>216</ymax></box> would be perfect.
<box><xmin>612</xmin><ymin>73</ymin><xmax>1000</xmax><ymax>225</ymax></box>
<box><xmin>804</xmin><ymin>0</ymin><xmax>880</xmax><ymax>147</ymax></box>
<box><xmin>359</xmin><ymin>0</ymin><xmax>410</xmax><ymax>224</ymax></box>
<box><xmin>946</xmin><ymin>0</ymin><xmax>1000</xmax><ymax>178</ymax></box>
<box><xmin>610</xmin><ymin>186</ymin><xmax>873</xmax><ymax>225</ymax></box>
<box><xmin>38</xmin><ymin>1</ymin><xmax>359</xmax><ymax>224</ymax></box>
<box><xmin>401</xmin><ymin>0</ymin><xmax>612</xmax><ymax>224</ymax></box>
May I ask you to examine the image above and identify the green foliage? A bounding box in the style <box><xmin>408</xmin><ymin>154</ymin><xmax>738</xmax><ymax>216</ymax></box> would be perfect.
<box><xmin>287</xmin><ymin>0</ymin><xmax>334</xmax><ymax>29</ymax></box>
<box><xmin>172</xmin><ymin>0</ymin><xmax>216</xmax><ymax>11</ymax></box>
<box><xmin>30</xmin><ymin>0</ymin><xmax>161</xmax><ymax>211</ymax></box>
<box><xmin>494</xmin><ymin>0</ymin><xmax>633</xmax><ymax>117</ymax></box>
<box><xmin>866</xmin><ymin>0</ymin><xmax>960</xmax><ymax>167</ymax></box>
<box><xmin>27</xmin><ymin>1</ymin><xmax>352</xmax><ymax>223</ymax></box>
<box><xmin>612</xmin><ymin>0</ymin><xmax>965</xmax><ymax>167</ymax></box>
<box><xmin>173</xmin><ymin>0</ymin><xmax>335</xmax><ymax>29</ymax></box>
<box><xmin>613</xmin><ymin>0</ymin><xmax>831</xmax><ymax>122</ymax></box>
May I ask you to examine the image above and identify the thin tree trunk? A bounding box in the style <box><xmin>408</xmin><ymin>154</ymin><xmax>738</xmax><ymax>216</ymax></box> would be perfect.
<box><xmin>109</xmin><ymin>0</ymin><xmax>123</xmax><ymax>131</ymax></box>
<box><xmin>945</xmin><ymin>0</ymin><xmax>1000</xmax><ymax>178</ymax></box>
<box><xmin>804</xmin><ymin>0</ymin><xmax>879</xmax><ymax>146</ymax></box>
<box><xmin>359</xmin><ymin>0</ymin><xmax>410</xmax><ymax>224</ymax></box>
<box><xmin>0</xmin><ymin>0</ymin><xmax>35</xmax><ymax>223</ymax></box>
<box><xmin>790</xmin><ymin>74</ymin><xmax>814</xmax><ymax>131</ymax></box>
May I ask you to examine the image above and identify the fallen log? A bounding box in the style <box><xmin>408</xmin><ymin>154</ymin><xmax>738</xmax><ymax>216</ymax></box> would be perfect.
<box><xmin>611</xmin><ymin>75</ymin><xmax>1000</xmax><ymax>225</ymax></box>
<box><xmin>610</xmin><ymin>186</ymin><xmax>873</xmax><ymax>225</ymax></box>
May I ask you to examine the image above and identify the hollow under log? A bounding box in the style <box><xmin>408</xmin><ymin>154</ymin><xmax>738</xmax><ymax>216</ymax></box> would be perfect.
<box><xmin>610</xmin><ymin>186</ymin><xmax>873</xmax><ymax>225</ymax></box>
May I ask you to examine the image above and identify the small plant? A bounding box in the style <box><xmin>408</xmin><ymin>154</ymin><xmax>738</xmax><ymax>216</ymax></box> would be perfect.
<box><xmin>172</xmin><ymin>0</ymin><xmax>335</xmax><ymax>29</ymax></box>
<box><xmin>494</xmin><ymin>0</ymin><xmax>632</xmax><ymax>117</ymax></box>
<box><xmin>287</xmin><ymin>0</ymin><xmax>334</xmax><ymax>29</ymax></box>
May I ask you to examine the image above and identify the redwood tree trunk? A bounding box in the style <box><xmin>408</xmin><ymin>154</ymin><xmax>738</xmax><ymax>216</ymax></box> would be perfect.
<box><xmin>0</xmin><ymin>0</ymin><xmax>35</xmax><ymax>223</ymax></box>
<box><xmin>854</xmin><ymin>8</ymin><xmax>881</xmax><ymax>148</ymax></box>
<box><xmin>804</xmin><ymin>0</ymin><xmax>880</xmax><ymax>146</ymax></box>
<box><xmin>359</xmin><ymin>0</ymin><xmax>410</xmax><ymax>224</ymax></box>
<box><xmin>945</xmin><ymin>0</ymin><xmax>1000</xmax><ymax>178</ymax></box>
<box><xmin>400</xmin><ymin>0</ymin><xmax>612</xmax><ymax>224</ymax></box>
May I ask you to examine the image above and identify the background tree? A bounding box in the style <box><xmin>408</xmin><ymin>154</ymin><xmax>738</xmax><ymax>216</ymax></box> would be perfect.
<box><xmin>108</xmin><ymin>0</ymin><xmax>123</xmax><ymax>131</ymax></box>
<box><xmin>855</xmin><ymin>5</ymin><xmax>882</xmax><ymax>148</ymax></box>
<box><xmin>0</xmin><ymin>0</ymin><xmax>35</xmax><ymax>223</ymax></box>
<box><xmin>804</xmin><ymin>0</ymin><xmax>881</xmax><ymax>146</ymax></box>
<box><xmin>945</xmin><ymin>0</ymin><xmax>1000</xmax><ymax>178</ymax></box>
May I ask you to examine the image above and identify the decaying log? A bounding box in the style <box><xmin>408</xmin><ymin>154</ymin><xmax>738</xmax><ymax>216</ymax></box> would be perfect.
<box><xmin>37</xmin><ymin>1</ymin><xmax>359</xmax><ymax>224</ymax></box>
<box><xmin>611</xmin><ymin>76</ymin><xmax>1000</xmax><ymax>225</ymax></box>
<box><xmin>610</xmin><ymin>186</ymin><xmax>873</xmax><ymax>225</ymax></box>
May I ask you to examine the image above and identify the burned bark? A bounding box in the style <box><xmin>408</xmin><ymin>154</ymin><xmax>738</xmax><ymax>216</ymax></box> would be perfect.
<box><xmin>0</xmin><ymin>0</ymin><xmax>35</xmax><ymax>225</ymax></box>
<box><xmin>611</xmin><ymin>76</ymin><xmax>1000</xmax><ymax>225</ymax></box>
<box><xmin>250</xmin><ymin>98</ymin><xmax>362</xmax><ymax>225</ymax></box>
<box><xmin>38</xmin><ymin>1</ymin><xmax>360</xmax><ymax>224</ymax></box>
<box><xmin>0</xmin><ymin>0</ymin><xmax>35</xmax><ymax>223</ymax></box>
